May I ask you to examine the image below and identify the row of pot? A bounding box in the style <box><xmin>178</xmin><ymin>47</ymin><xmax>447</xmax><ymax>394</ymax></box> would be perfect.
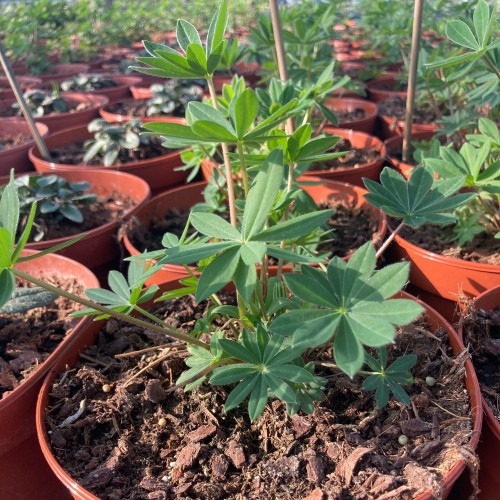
<box><xmin>5</xmin><ymin>109</ymin><xmax>498</xmax><ymax>309</ymax></box>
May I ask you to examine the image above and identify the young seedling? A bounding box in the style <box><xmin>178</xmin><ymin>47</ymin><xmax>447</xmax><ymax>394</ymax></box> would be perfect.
<box><xmin>83</xmin><ymin>118</ymin><xmax>146</xmax><ymax>166</ymax></box>
<box><xmin>1</xmin><ymin>173</ymin><xmax>97</xmax><ymax>242</ymax></box>
<box><xmin>0</xmin><ymin>0</ymin><xmax>482</xmax><ymax>424</ymax></box>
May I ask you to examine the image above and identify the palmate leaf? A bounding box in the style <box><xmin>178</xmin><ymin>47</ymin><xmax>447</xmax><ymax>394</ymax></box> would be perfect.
<box><xmin>270</xmin><ymin>243</ymin><xmax>424</xmax><ymax>377</ymax></box>
<box><xmin>363</xmin><ymin>166</ymin><xmax>476</xmax><ymax>227</ymax></box>
<box><xmin>70</xmin><ymin>261</ymin><xmax>158</xmax><ymax>319</ymax></box>
<box><xmin>210</xmin><ymin>325</ymin><xmax>320</xmax><ymax>421</ymax></box>
<box><xmin>362</xmin><ymin>347</ymin><xmax>416</xmax><ymax>407</ymax></box>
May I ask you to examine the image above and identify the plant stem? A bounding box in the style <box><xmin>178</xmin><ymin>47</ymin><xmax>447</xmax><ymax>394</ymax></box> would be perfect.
<box><xmin>301</xmin><ymin>103</ymin><xmax>315</xmax><ymax>127</ymax></box>
<box><xmin>207</xmin><ymin>77</ymin><xmax>237</xmax><ymax>229</ymax></box>
<box><xmin>207</xmin><ymin>77</ymin><xmax>247</xmax><ymax>333</ymax></box>
<box><xmin>483</xmin><ymin>54</ymin><xmax>500</xmax><ymax>81</ymax></box>
<box><xmin>375</xmin><ymin>221</ymin><xmax>404</xmax><ymax>259</ymax></box>
<box><xmin>236</xmin><ymin>143</ymin><xmax>250</xmax><ymax>196</ymax></box>
<box><xmin>12</xmin><ymin>268</ymin><xmax>210</xmax><ymax>349</ymax></box>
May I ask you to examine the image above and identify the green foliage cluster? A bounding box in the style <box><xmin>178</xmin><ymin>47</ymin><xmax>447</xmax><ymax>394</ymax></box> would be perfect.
<box><xmin>83</xmin><ymin>118</ymin><xmax>148</xmax><ymax>166</ymax></box>
<box><xmin>0</xmin><ymin>0</ymin><xmax>493</xmax><ymax>425</ymax></box>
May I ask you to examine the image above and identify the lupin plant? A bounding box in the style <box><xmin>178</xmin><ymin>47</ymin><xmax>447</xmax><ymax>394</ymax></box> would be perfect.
<box><xmin>0</xmin><ymin>0</ymin><xmax>477</xmax><ymax>422</ymax></box>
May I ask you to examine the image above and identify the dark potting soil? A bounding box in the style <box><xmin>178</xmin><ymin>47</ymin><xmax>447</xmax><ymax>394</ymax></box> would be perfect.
<box><xmin>126</xmin><ymin>200</ymin><xmax>382</xmax><ymax>260</ymax></box>
<box><xmin>334</xmin><ymin>107</ymin><xmax>367</xmax><ymax>123</ymax></box>
<box><xmin>316</xmin><ymin>199</ymin><xmax>382</xmax><ymax>258</ymax></box>
<box><xmin>107</xmin><ymin>100</ymin><xmax>183</xmax><ymax>119</ymax></box>
<box><xmin>0</xmin><ymin>134</ymin><xmax>32</xmax><ymax>150</ymax></box>
<box><xmin>49</xmin><ymin>137</ymin><xmax>177</xmax><ymax>166</ymax></box>
<box><xmin>0</xmin><ymin>276</ymin><xmax>84</xmax><ymax>399</ymax></box>
<box><xmin>20</xmin><ymin>191</ymin><xmax>134</xmax><ymax>243</ymax></box>
<box><xmin>0</xmin><ymin>97</ymin><xmax>91</xmax><ymax>117</ymax></box>
<box><xmin>393</xmin><ymin>219</ymin><xmax>500</xmax><ymax>265</ymax></box>
<box><xmin>45</xmin><ymin>295</ymin><xmax>476</xmax><ymax>500</ymax></box>
<box><xmin>378</xmin><ymin>97</ymin><xmax>436</xmax><ymax>125</ymax></box>
<box><xmin>308</xmin><ymin>138</ymin><xmax>380</xmax><ymax>171</ymax></box>
<box><xmin>461</xmin><ymin>304</ymin><xmax>500</xmax><ymax>422</ymax></box>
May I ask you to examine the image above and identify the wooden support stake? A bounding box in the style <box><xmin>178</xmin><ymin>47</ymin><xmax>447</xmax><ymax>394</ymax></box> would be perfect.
<box><xmin>0</xmin><ymin>43</ymin><xmax>52</xmax><ymax>161</ymax></box>
<box><xmin>269</xmin><ymin>0</ymin><xmax>294</xmax><ymax>135</ymax></box>
<box><xmin>402</xmin><ymin>0</ymin><xmax>424</xmax><ymax>163</ymax></box>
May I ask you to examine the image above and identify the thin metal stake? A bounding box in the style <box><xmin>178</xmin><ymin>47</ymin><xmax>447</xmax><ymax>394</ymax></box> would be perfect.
<box><xmin>0</xmin><ymin>43</ymin><xmax>52</xmax><ymax>161</ymax></box>
<box><xmin>402</xmin><ymin>0</ymin><xmax>424</xmax><ymax>163</ymax></box>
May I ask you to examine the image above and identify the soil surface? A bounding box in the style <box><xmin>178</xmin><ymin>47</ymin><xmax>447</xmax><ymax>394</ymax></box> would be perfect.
<box><xmin>19</xmin><ymin>191</ymin><xmax>134</xmax><ymax>243</ymax></box>
<box><xmin>309</xmin><ymin>138</ymin><xmax>381</xmax><ymax>171</ymax></box>
<box><xmin>107</xmin><ymin>100</ymin><xmax>184</xmax><ymax>119</ymax></box>
<box><xmin>316</xmin><ymin>199</ymin><xmax>383</xmax><ymax>258</ymax></box>
<box><xmin>49</xmin><ymin>138</ymin><xmax>177</xmax><ymax>166</ymax></box>
<box><xmin>334</xmin><ymin>108</ymin><xmax>367</xmax><ymax>123</ymax></box>
<box><xmin>378</xmin><ymin>97</ymin><xmax>436</xmax><ymax>125</ymax></box>
<box><xmin>126</xmin><ymin>200</ymin><xmax>382</xmax><ymax>260</ymax></box>
<box><xmin>0</xmin><ymin>276</ymin><xmax>84</xmax><ymax>399</ymax></box>
<box><xmin>45</xmin><ymin>296</ymin><xmax>476</xmax><ymax>500</ymax></box>
<box><xmin>393</xmin><ymin>219</ymin><xmax>500</xmax><ymax>265</ymax></box>
<box><xmin>0</xmin><ymin>134</ymin><xmax>32</xmax><ymax>150</ymax></box>
<box><xmin>461</xmin><ymin>304</ymin><xmax>500</xmax><ymax>421</ymax></box>
<box><xmin>0</xmin><ymin>97</ymin><xmax>91</xmax><ymax>117</ymax></box>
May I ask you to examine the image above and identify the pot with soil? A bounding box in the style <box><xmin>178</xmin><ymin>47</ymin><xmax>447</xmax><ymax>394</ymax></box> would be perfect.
<box><xmin>0</xmin><ymin>249</ymin><xmax>99</xmax><ymax>500</ymax></box>
<box><xmin>35</xmin><ymin>281</ymin><xmax>482</xmax><ymax>500</ymax></box>
<box><xmin>387</xmin><ymin>222</ymin><xmax>500</xmax><ymax>301</ymax></box>
<box><xmin>384</xmin><ymin>132</ymin><xmax>436</xmax><ymax>179</ymax></box>
<box><xmin>323</xmin><ymin>97</ymin><xmax>378</xmax><ymax>134</ymax></box>
<box><xmin>0</xmin><ymin>169</ymin><xmax>151</xmax><ymax>269</ymax></box>
<box><xmin>367</xmin><ymin>76</ymin><xmax>408</xmax><ymax>104</ymax></box>
<box><xmin>28</xmin><ymin>123</ymin><xmax>188</xmax><ymax>196</ymax></box>
<box><xmin>0</xmin><ymin>118</ymin><xmax>49</xmax><ymax>174</ymax></box>
<box><xmin>377</xmin><ymin>97</ymin><xmax>439</xmax><ymax>140</ymax></box>
<box><xmin>60</xmin><ymin>74</ymin><xmax>142</xmax><ymax>104</ymax></box>
<box><xmin>121</xmin><ymin>179</ymin><xmax>387</xmax><ymax>285</ymax></box>
<box><xmin>33</xmin><ymin>63</ymin><xmax>90</xmax><ymax>86</ymax></box>
<box><xmin>459</xmin><ymin>286</ymin><xmax>500</xmax><ymax>500</ymax></box>
<box><xmin>0</xmin><ymin>92</ymin><xmax>109</xmax><ymax>134</ymax></box>
<box><xmin>303</xmin><ymin>128</ymin><xmax>385</xmax><ymax>187</ymax></box>
<box><xmin>99</xmin><ymin>98</ymin><xmax>187</xmax><ymax>124</ymax></box>
<box><xmin>0</xmin><ymin>76</ymin><xmax>42</xmax><ymax>100</ymax></box>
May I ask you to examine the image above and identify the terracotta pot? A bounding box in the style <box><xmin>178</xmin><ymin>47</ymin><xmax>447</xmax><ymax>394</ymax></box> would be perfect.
<box><xmin>212</xmin><ymin>73</ymin><xmax>236</xmax><ymax>92</ymax></box>
<box><xmin>0</xmin><ymin>250</ymin><xmax>98</xmax><ymax>499</ymax></box>
<box><xmin>99</xmin><ymin>98</ymin><xmax>186</xmax><ymax>124</ymax></box>
<box><xmin>40</xmin><ymin>92</ymin><xmax>109</xmax><ymax>133</ymax></box>
<box><xmin>384</xmin><ymin>132</ymin><xmax>436</xmax><ymax>179</ymax></box>
<box><xmin>0</xmin><ymin>169</ymin><xmax>150</xmax><ymax>269</ymax></box>
<box><xmin>302</xmin><ymin>127</ymin><xmax>385</xmax><ymax>187</ymax></box>
<box><xmin>324</xmin><ymin>97</ymin><xmax>377</xmax><ymax>134</ymax></box>
<box><xmin>388</xmin><ymin>231</ymin><xmax>500</xmax><ymax>301</ymax></box>
<box><xmin>331</xmin><ymin>82</ymin><xmax>367</xmax><ymax>99</ymax></box>
<box><xmin>458</xmin><ymin>286</ymin><xmax>500</xmax><ymax>500</ymax></box>
<box><xmin>35</xmin><ymin>288</ymin><xmax>482</xmax><ymax>500</ymax></box>
<box><xmin>233</xmin><ymin>61</ymin><xmax>262</xmax><ymax>87</ymax></box>
<box><xmin>1</xmin><ymin>92</ymin><xmax>109</xmax><ymax>134</ymax></box>
<box><xmin>29</xmin><ymin>124</ymin><xmax>188</xmax><ymax>196</ymax></box>
<box><xmin>378</xmin><ymin>103</ymin><xmax>439</xmax><ymax>140</ymax></box>
<box><xmin>73</xmin><ymin>74</ymin><xmax>142</xmax><ymax>103</ymax></box>
<box><xmin>122</xmin><ymin>181</ymin><xmax>207</xmax><ymax>284</ymax></box>
<box><xmin>330</xmin><ymin>39</ymin><xmax>351</xmax><ymax>51</ymax></box>
<box><xmin>367</xmin><ymin>76</ymin><xmax>408</xmax><ymax>103</ymax></box>
<box><xmin>0</xmin><ymin>118</ymin><xmax>49</xmax><ymax>174</ymax></box>
<box><xmin>35</xmin><ymin>64</ymin><xmax>90</xmax><ymax>85</ymax></box>
<box><xmin>122</xmin><ymin>178</ymin><xmax>387</xmax><ymax>285</ymax></box>
<box><xmin>129</xmin><ymin>82</ymin><xmax>154</xmax><ymax>100</ymax></box>
<box><xmin>0</xmin><ymin>76</ymin><xmax>42</xmax><ymax>100</ymax></box>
